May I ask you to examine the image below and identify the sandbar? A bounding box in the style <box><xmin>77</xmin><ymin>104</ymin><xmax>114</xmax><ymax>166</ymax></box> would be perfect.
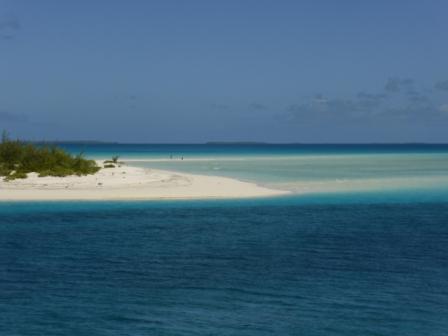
<box><xmin>0</xmin><ymin>161</ymin><xmax>289</xmax><ymax>201</ymax></box>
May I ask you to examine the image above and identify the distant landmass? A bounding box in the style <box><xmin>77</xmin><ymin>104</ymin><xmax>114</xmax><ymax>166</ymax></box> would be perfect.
<box><xmin>205</xmin><ymin>141</ymin><xmax>268</xmax><ymax>145</ymax></box>
<box><xmin>33</xmin><ymin>141</ymin><xmax>119</xmax><ymax>145</ymax></box>
<box><xmin>25</xmin><ymin>141</ymin><xmax>448</xmax><ymax>146</ymax></box>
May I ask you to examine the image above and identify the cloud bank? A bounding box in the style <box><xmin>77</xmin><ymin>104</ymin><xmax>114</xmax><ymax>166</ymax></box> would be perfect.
<box><xmin>285</xmin><ymin>78</ymin><xmax>448</xmax><ymax>123</ymax></box>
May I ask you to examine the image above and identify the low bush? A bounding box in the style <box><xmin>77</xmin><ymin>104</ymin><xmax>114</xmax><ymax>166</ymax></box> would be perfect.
<box><xmin>0</xmin><ymin>131</ymin><xmax>100</xmax><ymax>181</ymax></box>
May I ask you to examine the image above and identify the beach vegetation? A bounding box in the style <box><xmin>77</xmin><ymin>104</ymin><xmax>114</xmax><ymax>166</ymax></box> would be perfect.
<box><xmin>0</xmin><ymin>131</ymin><xmax>100</xmax><ymax>181</ymax></box>
<box><xmin>104</xmin><ymin>155</ymin><xmax>120</xmax><ymax>164</ymax></box>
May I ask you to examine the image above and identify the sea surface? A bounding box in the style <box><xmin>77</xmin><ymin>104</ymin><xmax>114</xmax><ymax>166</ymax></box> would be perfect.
<box><xmin>1</xmin><ymin>144</ymin><xmax>448</xmax><ymax>335</ymax></box>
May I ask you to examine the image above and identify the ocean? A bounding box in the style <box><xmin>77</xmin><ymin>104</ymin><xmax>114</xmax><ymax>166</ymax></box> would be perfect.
<box><xmin>1</xmin><ymin>144</ymin><xmax>448</xmax><ymax>335</ymax></box>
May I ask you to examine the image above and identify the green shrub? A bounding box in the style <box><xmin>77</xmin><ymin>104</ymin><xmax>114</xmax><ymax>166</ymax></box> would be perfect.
<box><xmin>104</xmin><ymin>164</ymin><xmax>115</xmax><ymax>168</ymax></box>
<box><xmin>5</xmin><ymin>171</ymin><xmax>28</xmax><ymax>181</ymax></box>
<box><xmin>104</xmin><ymin>155</ymin><xmax>120</xmax><ymax>164</ymax></box>
<box><xmin>0</xmin><ymin>131</ymin><xmax>100</xmax><ymax>181</ymax></box>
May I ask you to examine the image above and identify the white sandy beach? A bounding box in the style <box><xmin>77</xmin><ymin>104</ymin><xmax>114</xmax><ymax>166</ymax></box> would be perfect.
<box><xmin>0</xmin><ymin>161</ymin><xmax>288</xmax><ymax>201</ymax></box>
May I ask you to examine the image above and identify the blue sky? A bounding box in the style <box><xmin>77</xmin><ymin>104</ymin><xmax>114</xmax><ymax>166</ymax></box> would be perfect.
<box><xmin>1</xmin><ymin>0</ymin><xmax>448</xmax><ymax>142</ymax></box>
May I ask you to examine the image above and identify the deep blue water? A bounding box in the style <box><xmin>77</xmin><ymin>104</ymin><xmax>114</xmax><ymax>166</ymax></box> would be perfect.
<box><xmin>1</xmin><ymin>196</ymin><xmax>448</xmax><ymax>335</ymax></box>
<box><xmin>2</xmin><ymin>144</ymin><xmax>448</xmax><ymax>334</ymax></box>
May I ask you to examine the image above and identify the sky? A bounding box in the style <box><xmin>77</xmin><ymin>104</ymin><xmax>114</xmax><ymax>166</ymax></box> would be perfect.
<box><xmin>1</xmin><ymin>0</ymin><xmax>448</xmax><ymax>143</ymax></box>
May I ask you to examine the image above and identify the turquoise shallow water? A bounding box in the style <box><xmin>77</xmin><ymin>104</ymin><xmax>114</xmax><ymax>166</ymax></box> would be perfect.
<box><xmin>129</xmin><ymin>153</ymin><xmax>448</xmax><ymax>195</ymax></box>
<box><xmin>56</xmin><ymin>143</ymin><xmax>448</xmax><ymax>196</ymax></box>
<box><xmin>2</xmin><ymin>145</ymin><xmax>448</xmax><ymax>335</ymax></box>
<box><xmin>57</xmin><ymin>143</ymin><xmax>448</xmax><ymax>159</ymax></box>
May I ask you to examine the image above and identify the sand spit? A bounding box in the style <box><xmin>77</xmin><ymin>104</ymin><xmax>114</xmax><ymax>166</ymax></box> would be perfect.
<box><xmin>0</xmin><ymin>161</ymin><xmax>288</xmax><ymax>201</ymax></box>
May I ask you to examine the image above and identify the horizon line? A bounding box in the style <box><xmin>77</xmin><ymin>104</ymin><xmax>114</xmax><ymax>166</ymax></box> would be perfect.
<box><xmin>28</xmin><ymin>140</ymin><xmax>448</xmax><ymax>146</ymax></box>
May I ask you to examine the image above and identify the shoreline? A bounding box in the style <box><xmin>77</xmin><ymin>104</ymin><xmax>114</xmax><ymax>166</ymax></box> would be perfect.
<box><xmin>0</xmin><ymin>161</ymin><xmax>289</xmax><ymax>201</ymax></box>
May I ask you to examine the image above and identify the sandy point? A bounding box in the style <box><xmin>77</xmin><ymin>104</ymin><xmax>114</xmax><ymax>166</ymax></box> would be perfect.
<box><xmin>0</xmin><ymin>161</ymin><xmax>289</xmax><ymax>201</ymax></box>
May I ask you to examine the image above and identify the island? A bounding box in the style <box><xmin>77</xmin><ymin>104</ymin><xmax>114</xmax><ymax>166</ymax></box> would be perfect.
<box><xmin>0</xmin><ymin>133</ymin><xmax>288</xmax><ymax>201</ymax></box>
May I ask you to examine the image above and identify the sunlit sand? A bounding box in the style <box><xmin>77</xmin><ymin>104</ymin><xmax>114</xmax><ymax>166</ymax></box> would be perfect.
<box><xmin>0</xmin><ymin>161</ymin><xmax>289</xmax><ymax>201</ymax></box>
